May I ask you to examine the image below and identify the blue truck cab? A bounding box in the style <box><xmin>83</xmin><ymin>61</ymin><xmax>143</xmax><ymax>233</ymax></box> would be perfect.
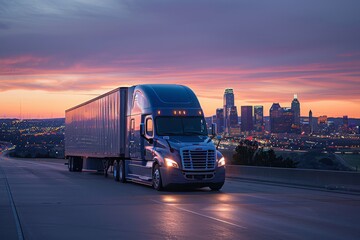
<box><xmin>125</xmin><ymin>84</ymin><xmax>225</xmax><ymax>190</ymax></box>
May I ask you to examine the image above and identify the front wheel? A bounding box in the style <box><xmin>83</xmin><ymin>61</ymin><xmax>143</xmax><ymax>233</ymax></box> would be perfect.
<box><xmin>152</xmin><ymin>165</ymin><xmax>163</xmax><ymax>191</ymax></box>
<box><xmin>119</xmin><ymin>160</ymin><xmax>126</xmax><ymax>183</ymax></box>
<box><xmin>68</xmin><ymin>158</ymin><xmax>74</xmax><ymax>172</ymax></box>
<box><xmin>113</xmin><ymin>161</ymin><xmax>120</xmax><ymax>182</ymax></box>
<box><xmin>209</xmin><ymin>182</ymin><xmax>224</xmax><ymax>191</ymax></box>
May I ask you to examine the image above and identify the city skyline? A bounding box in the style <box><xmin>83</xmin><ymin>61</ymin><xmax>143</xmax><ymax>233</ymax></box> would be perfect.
<box><xmin>1</xmin><ymin>1</ymin><xmax>359</xmax><ymax>118</ymax></box>
<box><xmin>1</xmin><ymin>90</ymin><xmax>358</xmax><ymax>120</ymax></box>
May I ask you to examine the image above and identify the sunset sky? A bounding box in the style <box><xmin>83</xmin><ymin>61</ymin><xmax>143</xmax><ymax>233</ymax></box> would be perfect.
<box><xmin>1</xmin><ymin>0</ymin><xmax>359</xmax><ymax>118</ymax></box>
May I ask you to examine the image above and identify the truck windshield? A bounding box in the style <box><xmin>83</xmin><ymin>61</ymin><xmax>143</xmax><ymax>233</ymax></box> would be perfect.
<box><xmin>156</xmin><ymin>117</ymin><xmax>208</xmax><ymax>136</ymax></box>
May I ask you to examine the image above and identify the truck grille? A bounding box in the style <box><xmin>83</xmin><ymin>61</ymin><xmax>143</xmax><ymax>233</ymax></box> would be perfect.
<box><xmin>181</xmin><ymin>149</ymin><xmax>216</xmax><ymax>170</ymax></box>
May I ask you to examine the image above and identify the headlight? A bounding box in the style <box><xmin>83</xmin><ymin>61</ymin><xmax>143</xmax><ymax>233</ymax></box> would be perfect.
<box><xmin>218</xmin><ymin>157</ymin><xmax>225</xmax><ymax>167</ymax></box>
<box><xmin>165</xmin><ymin>158</ymin><xmax>179</xmax><ymax>168</ymax></box>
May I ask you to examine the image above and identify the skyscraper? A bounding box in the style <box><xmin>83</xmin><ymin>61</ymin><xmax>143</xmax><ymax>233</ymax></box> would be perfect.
<box><xmin>291</xmin><ymin>94</ymin><xmax>300</xmax><ymax>127</ymax></box>
<box><xmin>281</xmin><ymin>107</ymin><xmax>294</xmax><ymax>133</ymax></box>
<box><xmin>342</xmin><ymin>115</ymin><xmax>349</xmax><ymax>133</ymax></box>
<box><xmin>216</xmin><ymin>108</ymin><xmax>224</xmax><ymax>134</ymax></box>
<box><xmin>270</xmin><ymin>103</ymin><xmax>294</xmax><ymax>133</ymax></box>
<box><xmin>241</xmin><ymin>106</ymin><xmax>253</xmax><ymax>132</ymax></box>
<box><xmin>229</xmin><ymin>106</ymin><xmax>239</xmax><ymax>128</ymax></box>
<box><xmin>223</xmin><ymin>88</ymin><xmax>234</xmax><ymax>108</ymax></box>
<box><xmin>254</xmin><ymin>106</ymin><xmax>264</xmax><ymax>132</ymax></box>
<box><xmin>309</xmin><ymin>110</ymin><xmax>313</xmax><ymax>134</ymax></box>
<box><xmin>270</xmin><ymin>103</ymin><xmax>281</xmax><ymax>133</ymax></box>
<box><xmin>223</xmin><ymin>88</ymin><xmax>235</xmax><ymax>133</ymax></box>
<box><xmin>343</xmin><ymin>115</ymin><xmax>349</xmax><ymax>128</ymax></box>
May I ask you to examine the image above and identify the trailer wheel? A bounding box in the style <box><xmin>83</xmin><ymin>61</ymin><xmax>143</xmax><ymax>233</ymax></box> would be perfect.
<box><xmin>103</xmin><ymin>160</ymin><xmax>110</xmax><ymax>177</ymax></box>
<box><xmin>68</xmin><ymin>158</ymin><xmax>74</xmax><ymax>172</ymax></box>
<box><xmin>74</xmin><ymin>158</ymin><xmax>83</xmax><ymax>172</ymax></box>
<box><xmin>119</xmin><ymin>160</ymin><xmax>126</xmax><ymax>183</ymax></box>
<box><xmin>152</xmin><ymin>165</ymin><xmax>163</xmax><ymax>191</ymax></box>
<box><xmin>113</xmin><ymin>161</ymin><xmax>120</xmax><ymax>182</ymax></box>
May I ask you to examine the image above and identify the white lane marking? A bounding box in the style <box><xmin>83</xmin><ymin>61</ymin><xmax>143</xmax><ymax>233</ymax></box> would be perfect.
<box><xmin>0</xmin><ymin>167</ymin><xmax>24</xmax><ymax>240</ymax></box>
<box><xmin>152</xmin><ymin>199</ymin><xmax>247</xmax><ymax>229</ymax></box>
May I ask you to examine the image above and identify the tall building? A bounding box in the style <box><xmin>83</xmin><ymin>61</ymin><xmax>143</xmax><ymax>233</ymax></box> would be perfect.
<box><xmin>270</xmin><ymin>103</ymin><xmax>281</xmax><ymax>133</ymax></box>
<box><xmin>291</xmin><ymin>94</ymin><xmax>300</xmax><ymax>127</ymax></box>
<box><xmin>229</xmin><ymin>106</ymin><xmax>239</xmax><ymax>128</ymax></box>
<box><xmin>270</xmin><ymin>103</ymin><xmax>294</xmax><ymax>133</ymax></box>
<box><xmin>223</xmin><ymin>88</ymin><xmax>234</xmax><ymax>108</ymax></box>
<box><xmin>241</xmin><ymin>106</ymin><xmax>253</xmax><ymax>132</ymax></box>
<box><xmin>212</xmin><ymin>115</ymin><xmax>217</xmax><ymax>124</ymax></box>
<box><xmin>281</xmin><ymin>107</ymin><xmax>294</xmax><ymax>133</ymax></box>
<box><xmin>343</xmin><ymin>115</ymin><xmax>349</xmax><ymax>128</ymax></box>
<box><xmin>223</xmin><ymin>88</ymin><xmax>235</xmax><ymax>133</ymax></box>
<box><xmin>216</xmin><ymin>108</ymin><xmax>225</xmax><ymax>134</ymax></box>
<box><xmin>309</xmin><ymin>110</ymin><xmax>313</xmax><ymax>134</ymax></box>
<box><xmin>254</xmin><ymin>106</ymin><xmax>264</xmax><ymax>132</ymax></box>
<box><xmin>342</xmin><ymin>115</ymin><xmax>349</xmax><ymax>133</ymax></box>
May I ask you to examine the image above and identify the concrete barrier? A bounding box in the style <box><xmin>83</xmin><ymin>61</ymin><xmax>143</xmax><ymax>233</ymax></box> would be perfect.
<box><xmin>226</xmin><ymin>165</ymin><xmax>360</xmax><ymax>192</ymax></box>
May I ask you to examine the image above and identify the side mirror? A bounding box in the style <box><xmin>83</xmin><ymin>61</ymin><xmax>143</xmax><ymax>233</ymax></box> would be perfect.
<box><xmin>140</xmin><ymin>123</ymin><xmax>145</xmax><ymax>137</ymax></box>
<box><xmin>140</xmin><ymin>123</ymin><xmax>154</xmax><ymax>144</ymax></box>
<box><xmin>211</xmin><ymin>123</ymin><xmax>217</xmax><ymax>136</ymax></box>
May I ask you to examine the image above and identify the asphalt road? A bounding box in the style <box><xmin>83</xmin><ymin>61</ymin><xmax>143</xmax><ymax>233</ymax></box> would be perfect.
<box><xmin>1</xmin><ymin>154</ymin><xmax>360</xmax><ymax>240</ymax></box>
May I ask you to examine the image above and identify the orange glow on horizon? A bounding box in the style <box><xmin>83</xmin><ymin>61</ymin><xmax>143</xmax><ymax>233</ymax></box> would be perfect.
<box><xmin>0</xmin><ymin>89</ymin><xmax>359</xmax><ymax>119</ymax></box>
<box><xmin>0</xmin><ymin>56</ymin><xmax>359</xmax><ymax>119</ymax></box>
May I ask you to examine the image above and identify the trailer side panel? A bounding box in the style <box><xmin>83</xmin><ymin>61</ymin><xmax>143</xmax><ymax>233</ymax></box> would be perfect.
<box><xmin>65</xmin><ymin>88</ymin><xmax>127</xmax><ymax>158</ymax></box>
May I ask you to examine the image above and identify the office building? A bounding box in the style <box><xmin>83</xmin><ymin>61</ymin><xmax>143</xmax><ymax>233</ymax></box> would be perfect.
<box><xmin>229</xmin><ymin>106</ymin><xmax>239</xmax><ymax>128</ymax></box>
<box><xmin>254</xmin><ymin>106</ymin><xmax>264</xmax><ymax>132</ymax></box>
<box><xmin>343</xmin><ymin>115</ymin><xmax>349</xmax><ymax>128</ymax></box>
<box><xmin>270</xmin><ymin>103</ymin><xmax>294</xmax><ymax>133</ymax></box>
<box><xmin>241</xmin><ymin>106</ymin><xmax>253</xmax><ymax>132</ymax></box>
<box><xmin>223</xmin><ymin>88</ymin><xmax>235</xmax><ymax>133</ymax></box>
<box><xmin>291</xmin><ymin>94</ymin><xmax>300</xmax><ymax>127</ymax></box>
<box><xmin>216</xmin><ymin>108</ymin><xmax>224</xmax><ymax>134</ymax></box>
<box><xmin>309</xmin><ymin>110</ymin><xmax>313</xmax><ymax>134</ymax></box>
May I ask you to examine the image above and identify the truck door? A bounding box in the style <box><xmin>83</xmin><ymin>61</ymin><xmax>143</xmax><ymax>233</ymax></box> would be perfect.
<box><xmin>129</xmin><ymin>116</ymin><xmax>141</xmax><ymax>159</ymax></box>
<box><xmin>128</xmin><ymin>115</ymin><xmax>153</xmax><ymax>182</ymax></box>
<box><xmin>143</xmin><ymin>115</ymin><xmax>155</xmax><ymax>178</ymax></box>
<box><xmin>128</xmin><ymin>90</ymin><xmax>152</xmax><ymax>183</ymax></box>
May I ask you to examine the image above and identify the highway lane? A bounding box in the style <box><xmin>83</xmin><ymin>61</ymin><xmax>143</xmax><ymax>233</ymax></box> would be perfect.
<box><xmin>1</xmin><ymin>155</ymin><xmax>360</xmax><ymax>240</ymax></box>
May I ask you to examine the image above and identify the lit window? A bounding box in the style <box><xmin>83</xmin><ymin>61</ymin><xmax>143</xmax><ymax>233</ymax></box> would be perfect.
<box><xmin>146</xmin><ymin>118</ymin><xmax>153</xmax><ymax>136</ymax></box>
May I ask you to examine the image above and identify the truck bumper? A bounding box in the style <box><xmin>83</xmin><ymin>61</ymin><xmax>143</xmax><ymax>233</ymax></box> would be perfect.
<box><xmin>160</xmin><ymin>166</ymin><xmax>225</xmax><ymax>189</ymax></box>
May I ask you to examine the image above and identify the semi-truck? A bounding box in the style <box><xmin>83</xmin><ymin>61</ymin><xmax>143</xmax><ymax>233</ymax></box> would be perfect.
<box><xmin>65</xmin><ymin>84</ymin><xmax>225</xmax><ymax>190</ymax></box>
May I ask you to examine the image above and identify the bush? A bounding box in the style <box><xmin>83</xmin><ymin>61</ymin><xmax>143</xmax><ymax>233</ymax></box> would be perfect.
<box><xmin>232</xmin><ymin>141</ymin><xmax>296</xmax><ymax>168</ymax></box>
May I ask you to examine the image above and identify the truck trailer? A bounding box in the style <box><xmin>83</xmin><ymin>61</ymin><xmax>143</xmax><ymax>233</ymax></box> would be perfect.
<box><xmin>65</xmin><ymin>84</ymin><xmax>225</xmax><ymax>190</ymax></box>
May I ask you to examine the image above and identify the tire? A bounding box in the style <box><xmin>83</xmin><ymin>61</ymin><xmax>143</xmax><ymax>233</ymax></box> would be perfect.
<box><xmin>68</xmin><ymin>158</ymin><xmax>74</xmax><ymax>172</ymax></box>
<box><xmin>152</xmin><ymin>164</ymin><xmax>163</xmax><ymax>191</ymax></box>
<box><xmin>113</xmin><ymin>161</ymin><xmax>120</xmax><ymax>182</ymax></box>
<box><xmin>119</xmin><ymin>160</ymin><xmax>126</xmax><ymax>183</ymax></box>
<box><xmin>74</xmin><ymin>158</ymin><xmax>83</xmax><ymax>172</ymax></box>
<box><xmin>209</xmin><ymin>182</ymin><xmax>224</xmax><ymax>191</ymax></box>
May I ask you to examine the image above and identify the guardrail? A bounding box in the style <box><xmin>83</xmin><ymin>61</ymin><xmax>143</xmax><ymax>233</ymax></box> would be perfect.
<box><xmin>226</xmin><ymin>165</ymin><xmax>360</xmax><ymax>192</ymax></box>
